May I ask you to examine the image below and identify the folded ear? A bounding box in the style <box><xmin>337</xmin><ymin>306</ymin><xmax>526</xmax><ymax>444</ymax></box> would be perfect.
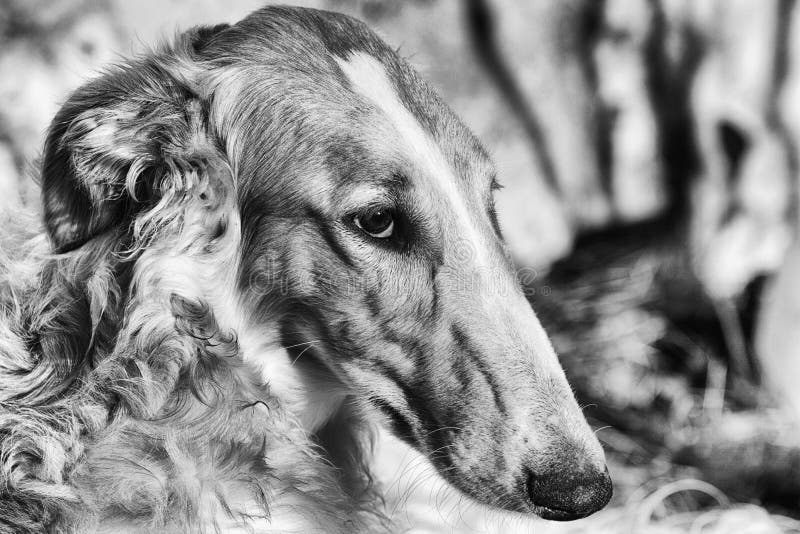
<box><xmin>41</xmin><ymin>24</ymin><xmax>230</xmax><ymax>253</ymax></box>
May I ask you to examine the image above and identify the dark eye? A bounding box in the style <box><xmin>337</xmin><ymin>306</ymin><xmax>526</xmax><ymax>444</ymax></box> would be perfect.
<box><xmin>354</xmin><ymin>207</ymin><xmax>395</xmax><ymax>238</ymax></box>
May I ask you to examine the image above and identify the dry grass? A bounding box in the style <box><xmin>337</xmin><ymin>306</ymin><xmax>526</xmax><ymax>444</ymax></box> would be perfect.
<box><xmin>555</xmin><ymin>481</ymin><xmax>800</xmax><ymax>534</ymax></box>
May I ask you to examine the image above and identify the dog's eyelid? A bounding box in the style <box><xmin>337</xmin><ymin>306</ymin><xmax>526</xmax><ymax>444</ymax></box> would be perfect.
<box><xmin>346</xmin><ymin>202</ymin><xmax>397</xmax><ymax>225</ymax></box>
<box><xmin>338</xmin><ymin>184</ymin><xmax>397</xmax><ymax>214</ymax></box>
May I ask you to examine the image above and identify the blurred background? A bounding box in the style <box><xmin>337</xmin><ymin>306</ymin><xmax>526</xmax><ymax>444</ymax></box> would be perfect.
<box><xmin>1</xmin><ymin>0</ymin><xmax>799</xmax><ymax>532</ymax></box>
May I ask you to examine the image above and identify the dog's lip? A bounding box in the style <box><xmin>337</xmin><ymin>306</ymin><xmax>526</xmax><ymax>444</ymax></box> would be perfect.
<box><xmin>532</xmin><ymin>504</ymin><xmax>593</xmax><ymax>521</ymax></box>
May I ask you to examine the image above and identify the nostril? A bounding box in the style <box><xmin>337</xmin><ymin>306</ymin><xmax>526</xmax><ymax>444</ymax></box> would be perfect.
<box><xmin>526</xmin><ymin>466</ymin><xmax>613</xmax><ymax>521</ymax></box>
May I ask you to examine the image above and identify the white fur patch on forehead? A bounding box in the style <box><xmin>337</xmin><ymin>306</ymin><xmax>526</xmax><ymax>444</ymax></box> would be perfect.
<box><xmin>334</xmin><ymin>52</ymin><xmax>489</xmax><ymax>267</ymax></box>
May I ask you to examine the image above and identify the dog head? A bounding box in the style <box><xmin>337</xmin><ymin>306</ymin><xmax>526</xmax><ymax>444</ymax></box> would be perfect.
<box><xmin>42</xmin><ymin>6</ymin><xmax>611</xmax><ymax>521</ymax></box>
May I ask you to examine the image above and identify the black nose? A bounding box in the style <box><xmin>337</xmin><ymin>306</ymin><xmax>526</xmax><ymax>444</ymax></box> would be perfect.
<box><xmin>527</xmin><ymin>466</ymin><xmax>613</xmax><ymax>521</ymax></box>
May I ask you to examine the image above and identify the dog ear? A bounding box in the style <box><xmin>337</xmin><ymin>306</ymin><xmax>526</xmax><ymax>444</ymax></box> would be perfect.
<box><xmin>41</xmin><ymin>25</ymin><xmax>230</xmax><ymax>253</ymax></box>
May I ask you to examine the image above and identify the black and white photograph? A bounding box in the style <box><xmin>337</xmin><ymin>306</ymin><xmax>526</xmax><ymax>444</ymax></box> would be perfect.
<box><xmin>0</xmin><ymin>1</ymin><xmax>799</xmax><ymax>532</ymax></box>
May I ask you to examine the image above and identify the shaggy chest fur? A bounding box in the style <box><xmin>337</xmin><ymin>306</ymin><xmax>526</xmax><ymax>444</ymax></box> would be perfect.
<box><xmin>0</xmin><ymin>216</ymin><xmax>383</xmax><ymax>534</ymax></box>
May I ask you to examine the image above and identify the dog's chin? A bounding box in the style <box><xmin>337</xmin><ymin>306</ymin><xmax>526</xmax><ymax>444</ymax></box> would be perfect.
<box><xmin>442</xmin><ymin>475</ymin><xmax>599</xmax><ymax>523</ymax></box>
<box><xmin>478</xmin><ymin>495</ymin><xmax>598</xmax><ymax>523</ymax></box>
<box><xmin>432</xmin><ymin>471</ymin><xmax>528</xmax><ymax>516</ymax></box>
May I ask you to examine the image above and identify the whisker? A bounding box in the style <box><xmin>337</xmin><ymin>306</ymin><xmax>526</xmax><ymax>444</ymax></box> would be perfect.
<box><xmin>282</xmin><ymin>339</ymin><xmax>321</xmax><ymax>350</ymax></box>
<box><xmin>290</xmin><ymin>342</ymin><xmax>318</xmax><ymax>365</ymax></box>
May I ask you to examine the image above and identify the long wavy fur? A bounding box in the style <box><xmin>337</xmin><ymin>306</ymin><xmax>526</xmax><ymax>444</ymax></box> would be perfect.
<box><xmin>0</xmin><ymin>24</ymin><xmax>387</xmax><ymax>534</ymax></box>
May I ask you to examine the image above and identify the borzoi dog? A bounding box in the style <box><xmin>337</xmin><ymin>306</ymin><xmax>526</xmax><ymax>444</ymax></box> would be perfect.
<box><xmin>0</xmin><ymin>6</ymin><xmax>611</xmax><ymax>533</ymax></box>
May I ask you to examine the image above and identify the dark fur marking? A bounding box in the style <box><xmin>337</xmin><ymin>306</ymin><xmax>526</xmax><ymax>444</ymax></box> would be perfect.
<box><xmin>450</xmin><ymin>324</ymin><xmax>507</xmax><ymax>415</ymax></box>
<box><xmin>452</xmin><ymin>353</ymin><xmax>474</xmax><ymax>393</ymax></box>
<box><xmin>305</xmin><ymin>206</ymin><xmax>357</xmax><ymax>269</ymax></box>
<box><xmin>370</xmin><ymin>398</ymin><xmax>415</xmax><ymax>444</ymax></box>
<box><xmin>367</xmin><ymin>360</ymin><xmax>452</xmax><ymax>469</ymax></box>
<box><xmin>429</xmin><ymin>287</ymin><xmax>440</xmax><ymax>321</ymax></box>
<box><xmin>280</xmin><ymin>303</ymin><xmax>442</xmax><ymax>466</ymax></box>
<box><xmin>323</xmin><ymin>135</ymin><xmax>407</xmax><ymax>189</ymax></box>
<box><xmin>364</xmin><ymin>289</ymin><xmax>382</xmax><ymax>318</ymax></box>
<box><xmin>381</xmin><ymin>327</ymin><xmax>426</xmax><ymax>367</ymax></box>
<box><xmin>190</xmin><ymin>23</ymin><xmax>231</xmax><ymax>54</ymax></box>
<box><xmin>428</xmin><ymin>264</ymin><xmax>441</xmax><ymax>321</ymax></box>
